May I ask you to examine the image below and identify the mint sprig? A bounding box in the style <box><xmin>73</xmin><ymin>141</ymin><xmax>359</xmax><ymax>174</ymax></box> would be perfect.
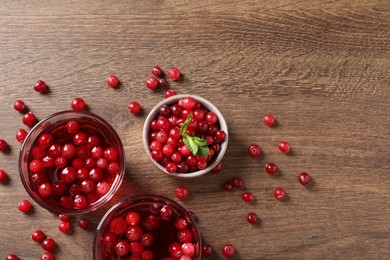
<box><xmin>180</xmin><ymin>115</ymin><xmax>210</xmax><ymax>157</ymax></box>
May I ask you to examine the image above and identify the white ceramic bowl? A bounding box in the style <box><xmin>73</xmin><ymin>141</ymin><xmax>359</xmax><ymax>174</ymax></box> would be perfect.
<box><xmin>143</xmin><ymin>95</ymin><xmax>228</xmax><ymax>178</ymax></box>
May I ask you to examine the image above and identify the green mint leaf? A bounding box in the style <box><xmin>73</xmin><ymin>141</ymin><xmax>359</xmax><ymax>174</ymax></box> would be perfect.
<box><xmin>183</xmin><ymin>135</ymin><xmax>198</xmax><ymax>155</ymax></box>
<box><xmin>180</xmin><ymin>115</ymin><xmax>193</xmax><ymax>136</ymax></box>
<box><xmin>190</xmin><ymin>135</ymin><xmax>207</xmax><ymax>147</ymax></box>
<box><xmin>197</xmin><ymin>145</ymin><xmax>210</xmax><ymax>157</ymax></box>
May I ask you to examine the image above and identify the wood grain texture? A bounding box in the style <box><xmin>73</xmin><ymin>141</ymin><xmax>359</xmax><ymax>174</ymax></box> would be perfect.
<box><xmin>0</xmin><ymin>0</ymin><xmax>389</xmax><ymax>259</ymax></box>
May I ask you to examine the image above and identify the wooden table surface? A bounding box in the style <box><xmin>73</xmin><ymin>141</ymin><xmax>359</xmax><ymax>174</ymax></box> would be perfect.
<box><xmin>0</xmin><ymin>1</ymin><xmax>389</xmax><ymax>259</ymax></box>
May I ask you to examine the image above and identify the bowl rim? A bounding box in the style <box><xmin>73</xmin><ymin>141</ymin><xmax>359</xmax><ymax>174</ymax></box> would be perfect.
<box><xmin>93</xmin><ymin>194</ymin><xmax>202</xmax><ymax>259</ymax></box>
<box><xmin>143</xmin><ymin>94</ymin><xmax>228</xmax><ymax>178</ymax></box>
<box><xmin>19</xmin><ymin>110</ymin><xmax>126</xmax><ymax>215</ymax></box>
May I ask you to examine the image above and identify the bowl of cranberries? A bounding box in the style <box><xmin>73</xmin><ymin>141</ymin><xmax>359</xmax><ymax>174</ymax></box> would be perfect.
<box><xmin>143</xmin><ymin>95</ymin><xmax>228</xmax><ymax>178</ymax></box>
<box><xmin>19</xmin><ymin>110</ymin><xmax>125</xmax><ymax>215</ymax></box>
<box><xmin>94</xmin><ymin>195</ymin><xmax>201</xmax><ymax>259</ymax></box>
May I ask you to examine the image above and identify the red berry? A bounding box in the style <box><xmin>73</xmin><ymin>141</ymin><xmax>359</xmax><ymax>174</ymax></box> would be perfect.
<box><xmin>42</xmin><ymin>238</ymin><xmax>56</xmax><ymax>251</ymax></box>
<box><xmin>182</xmin><ymin>242</ymin><xmax>195</xmax><ymax>257</ymax></box>
<box><xmin>247</xmin><ymin>144</ymin><xmax>261</xmax><ymax>158</ymax></box>
<box><xmin>152</xmin><ymin>66</ymin><xmax>163</xmax><ymax>77</ymax></box>
<box><xmin>13</xmin><ymin>100</ymin><xmax>26</xmax><ymax>112</ymax></box>
<box><xmin>142</xmin><ymin>250</ymin><xmax>154</xmax><ymax>260</ymax></box>
<box><xmin>165</xmin><ymin>90</ymin><xmax>177</xmax><ymax>99</ymax></box>
<box><xmin>23</xmin><ymin>112</ymin><xmax>37</xmax><ymax>127</ymax></box>
<box><xmin>278</xmin><ymin>141</ymin><xmax>290</xmax><ymax>153</ymax></box>
<box><xmin>59</xmin><ymin>214</ymin><xmax>70</xmax><ymax>222</ymax></box>
<box><xmin>66</xmin><ymin>120</ymin><xmax>80</xmax><ymax>134</ymax></box>
<box><xmin>177</xmin><ymin>228</ymin><xmax>192</xmax><ymax>243</ymax></box>
<box><xmin>175</xmin><ymin>186</ymin><xmax>189</xmax><ymax>200</ymax></box>
<box><xmin>32</xmin><ymin>230</ymin><xmax>46</xmax><ymax>242</ymax></box>
<box><xmin>39</xmin><ymin>182</ymin><xmax>53</xmax><ymax>197</ymax></box>
<box><xmin>130</xmin><ymin>241</ymin><xmax>144</xmax><ymax>256</ymax></box>
<box><xmin>71</xmin><ymin>97</ymin><xmax>86</xmax><ymax>111</ymax></box>
<box><xmin>222</xmin><ymin>244</ymin><xmax>235</xmax><ymax>258</ymax></box>
<box><xmin>32</xmin><ymin>146</ymin><xmax>47</xmax><ymax>160</ymax></box>
<box><xmin>128</xmin><ymin>102</ymin><xmax>141</xmax><ymax>115</ymax></box>
<box><xmin>104</xmin><ymin>147</ymin><xmax>118</xmax><ymax>162</ymax></box>
<box><xmin>168</xmin><ymin>68</ymin><xmax>181</xmax><ymax>80</ymax></box>
<box><xmin>34</xmin><ymin>80</ymin><xmax>47</xmax><ymax>93</ymax></box>
<box><xmin>0</xmin><ymin>169</ymin><xmax>8</xmax><ymax>183</ymax></box>
<box><xmin>231</xmin><ymin>177</ymin><xmax>243</xmax><ymax>188</ymax></box>
<box><xmin>247</xmin><ymin>212</ymin><xmax>258</xmax><ymax>224</ymax></box>
<box><xmin>110</xmin><ymin>217</ymin><xmax>128</xmax><ymax>235</ymax></box>
<box><xmin>107</xmin><ymin>75</ymin><xmax>119</xmax><ymax>88</ymax></box>
<box><xmin>6</xmin><ymin>255</ymin><xmax>18</xmax><ymax>260</ymax></box>
<box><xmin>39</xmin><ymin>133</ymin><xmax>54</xmax><ymax>147</ymax></box>
<box><xmin>265</xmin><ymin>162</ymin><xmax>278</xmax><ymax>174</ymax></box>
<box><xmin>159</xmin><ymin>205</ymin><xmax>172</xmax><ymax>220</ymax></box>
<box><xmin>205</xmin><ymin>112</ymin><xmax>218</xmax><ymax>125</ymax></box>
<box><xmin>159</xmin><ymin>78</ymin><xmax>168</xmax><ymax>87</ymax></box>
<box><xmin>16</xmin><ymin>128</ymin><xmax>28</xmax><ymax>143</ymax></box>
<box><xmin>140</xmin><ymin>233</ymin><xmax>154</xmax><ymax>248</ymax></box>
<box><xmin>264</xmin><ymin>114</ymin><xmax>275</xmax><ymax>126</ymax></box>
<box><xmin>223</xmin><ymin>181</ymin><xmax>233</xmax><ymax>191</ymax></box>
<box><xmin>115</xmin><ymin>240</ymin><xmax>131</xmax><ymax>257</ymax></box>
<box><xmin>242</xmin><ymin>191</ymin><xmax>255</xmax><ymax>202</ymax></box>
<box><xmin>126</xmin><ymin>225</ymin><xmax>143</xmax><ymax>242</ymax></box>
<box><xmin>202</xmin><ymin>243</ymin><xmax>213</xmax><ymax>257</ymax></box>
<box><xmin>59</xmin><ymin>221</ymin><xmax>71</xmax><ymax>233</ymax></box>
<box><xmin>74</xmin><ymin>194</ymin><xmax>89</xmax><ymax>209</ymax></box>
<box><xmin>126</xmin><ymin>211</ymin><xmax>141</xmax><ymax>226</ymax></box>
<box><xmin>18</xmin><ymin>199</ymin><xmax>32</xmax><ymax>213</ymax></box>
<box><xmin>103</xmin><ymin>232</ymin><xmax>117</xmax><ymax>248</ymax></box>
<box><xmin>274</xmin><ymin>188</ymin><xmax>286</xmax><ymax>200</ymax></box>
<box><xmin>211</xmin><ymin>162</ymin><xmax>222</xmax><ymax>173</ymax></box>
<box><xmin>298</xmin><ymin>172</ymin><xmax>311</xmax><ymax>185</ymax></box>
<box><xmin>40</xmin><ymin>252</ymin><xmax>54</xmax><ymax>260</ymax></box>
<box><xmin>79</xmin><ymin>217</ymin><xmax>91</xmax><ymax>229</ymax></box>
<box><xmin>145</xmin><ymin>76</ymin><xmax>159</xmax><ymax>90</ymax></box>
<box><xmin>175</xmin><ymin>218</ymin><xmax>188</xmax><ymax>230</ymax></box>
<box><xmin>0</xmin><ymin>139</ymin><xmax>8</xmax><ymax>152</ymax></box>
<box><xmin>166</xmin><ymin>162</ymin><xmax>177</xmax><ymax>174</ymax></box>
<box><xmin>169</xmin><ymin>242</ymin><xmax>183</xmax><ymax>257</ymax></box>
<box><xmin>145</xmin><ymin>214</ymin><xmax>160</xmax><ymax>230</ymax></box>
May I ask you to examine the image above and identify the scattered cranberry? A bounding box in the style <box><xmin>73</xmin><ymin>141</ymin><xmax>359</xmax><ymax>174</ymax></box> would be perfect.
<box><xmin>298</xmin><ymin>172</ymin><xmax>311</xmax><ymax>185</ymax></box>
<box><xmin>71</xmin><ymin>97</ymin><xmax>86</xmax><ymax>111</ymax></box>
<box><xmin>231</xmin><ymin>177</ymin><xmax>243</xmax><ymax>188</ymax></box>
<box><xmin>265</xmin><ymin>162</ymin><xmax>278</xmax><ymax>174</ymax></box>
<box><xmin>222</xmin><ymin>244</ymin><xmax>235</xmax><ymax>258</ymax></box>
<box><xmin>18</xmin><ymin>199</ymin><xmax>32</xmax><ymax>213</ymax></box>
<box><xmin>78</xmin><ymin>217</ymin><xmax>90</xmax><ymax>229</ymax></box>
<box><xmin>152</xmin><ymin>66</ymin><xmax>163</xmax><ymax>77</ymax></box>
<box><xmin>42</xmin><ymin>237</ymin><xmax>56</xmax><ymax>251</ymax></box>
<box><xmin>247</xmin><ymin>144</ymin><xmax>261</xmax><ymax>158</ymax></box>
<box><xmin>128</xmin><ymin>102</ymin><xmax>141</xmax><ymax>115</ymax></box>
<box><xmin>6</xmin><ymin>255</ymin><xmax>18</xmax><ymax>260</ymax></box>
<box><xmin>274</xmin><ymin>188</ymin><xmax>286</xmax><ymax>200</ymax></box>
<box><xmin>159</xmin><ymin>78</ymin><xmax>168</xmax><ymax>87</ymax></box>
<box><xmin>13</xmin><ymin>100</ymin><xmax>26</xmax><ymax>112</ymax></box>
<box><xmin>59</xmin><ymin>221</ymin><xmax>71</xmax><ymax>233</ymax></box>
<box><xmin>40</xmin><ymin>252</ymin><xmax>55</xmax><ymax>260</ymax></box>
<box><xmin>168</xmin><ymin>68</ymin><xmax>181</xmax><ymax>80</ymax></box>
<box><xmin>16</xmin><ymin>128</ymin><xmax>28</xmax><ymax>143</ymax></box>
<box><xmin>23</xmin><ymin>112</ymin><xmax>37</xmax><ymax>127</ymax></box>
<box><xmin>278</xmin><ymin>141</ymin><xmax>290</xmax><ymax>153</ymax></box>
<box><xmin>211</xmin><ymin>162</ymin><xmax>222</xmax><ymax>173</ymax></box>
<box><xmin>107</xmin><ymin>75</ymin><xmax>119</xmax><ymax>88</ymax></box>
<box><xmin>247</xmin><ymin>212</ymin><xmax>258</xmax><ymax>224</ymax></box>
<box><xmin>201</xmin><ymin>243</ymin><xmax>213</xmax><ymax>257</ymax></box>
<box><xmin>0</xmin><ymin>169</ymin><xmax>8</xmax><ymax>183</ymax></box>
<box><xmin>32</xmin><ymin>230</ymin><xmax>46</xmax><ymax>242</ymax></box>
<box><xmin>175</xmin><ymin>186</ymin><xmax>188</xmax><ymax>200</ymax></box>
<box><xmin>223</xmin><ymin>181</ymin><xmax>233</xmax><ymax>191</ymax></box>
<box><xmin>264</xmin><ymin>114</ymin><xmax>275</xmax><ymax>126</ymax></box>
<box><xmin>164</xmin><ymin>89</ymin><xmax>176</xmax><ymax>98</ymax></box>
<box><xmin>242</xmin><ymin>191</ymin><xmax>255</xmax><ymax>202</ymax></box>
<box><xmin>145</xmin><ymin>76</ymin><xmax>159</xmax><ymax>90</ymax></box>
<box><xmin>0</xmin><ymin>139</ymin><xmax>8</xmax><ymax>152</ymax></box>
<box><xmin>34</xmin><ymin>80</ymin><xmax>47</xmax><ymax>93</ymax></box>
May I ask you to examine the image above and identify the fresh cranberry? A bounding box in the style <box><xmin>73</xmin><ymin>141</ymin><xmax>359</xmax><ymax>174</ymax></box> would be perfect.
<box><xmin>264</xmin><ymin>114</ymin><xmax>275</xmax><ymax>126</ymax></box>
<box><xmin>79</xmin><ymin>217</ymin><xmax>90</xmax><ymax>229</ymax></box>
<box><xmin>177</xmin><ymin>228</ymin><xmax>192</xmax><ymax>243</ymax></box>
<box><xmin>130</xmin><ymin>241</ymin><xmax>144</xmax><ymax>256</ymax></box>
<box><xmin>13</xmin><ymin>100</ymin><xmax>26</xmax><ymax>112</ymax></box>
<box><xmin>115</xmin><ymin>240</ymin><xmax>131</xmax><ymax>257</ymax></box>
<box><xmin>159</xmin><ymin>205</ymin><xmax>173</xmax><ymax>220</ymax></box>
<box><xmin>60</xmin><ymin>167</ymin><xmax>77</xmax><ymax>184</ymax></box>
<box><xmin>152</xmin><ymin>66</ymin><xmax>163</xmax><ymax>77</ymax></box>
<box><xmin>66</xmin><ymin>120</ymin><xmax>80</xmax><ymax>134</ymax></box>
<box><xmin>248</xmin><ymin>144</ymin><xmax>261</xmax><ymax>158</ymax></box>
<box><xmin>107</xmin><ymin>75</ymin><xmax>119</xmax><ymax>88</ymax></box>
<box><xmin>205</xmin><ymin>112</ymin><xmax>217</xmax><ymax>125</ymax></box>
<box><xmin>278</xmin><ymin>141</ymin><xmax>290</xmax><ymax>153</ymax></box>
<box><xmin>39</xmin><ymin>182</ymin><xmax>53</xmax><ymax>197</ymax></box>
<box><xmin>211</xmin><ymin>162</ymin><xmax>222</xmax><ymax>173</ymax></box>
<box><xmin>140</xmin><ymin>233</ymin><xmax>154</xmax><ymax>248</ymax></box>
<box><xmin>16</xmin><ymin>128</ymin><xmax>28</xmax><ymax>143</ymax></box>
<box><xmin>104</xmin><ymin>147</ymin><xmax>118</xmax><ymax>162</ymax></box>
<box><xmin>168</xmin><ymin>68</ymin><xmax>181</xmax><ymax>80</ymax></box>
<box><xmin>175</xmin><ymin>218</ymin><xmax>188</xmax><ymax>230</ymax></box>
<box><xmin>59</xmin><ymin>214</ymin><xmax>70</xmax><ymax>222</ymax></box>
<box><xmin>39</xmin><ymin>133</ymin><xmax>54</xmax><ymax>147</ymax></box>
<box><xmin>247</xmin><ymin>212</ymin><xmax>258</xmax><ymax>224</ymax></box>
<box><xmin>23</xmin><ymin>112</ymin><xmax>37</xmax><ymax>127</ymax></box>
<box><xmin>231</xmin><ymin>177</ymin><xmax>243</xmax><ymax>188</ymax></box>
<box><xmin>298</xmin><ymin>172</ymin><xmax>311</xmax><ymax>185</ymax></box>
<box><xmin>165</xmin><ymin>90</ymin><xmax>177</xmax><ymax>99</ymax></box>
<box><xmin>72</xmin><ymin>158</ymin><xmax>84</xmax><ymax>169</ymax></box>
<box><xmin>202</xmin><ymin>243</ymin><xmax>213</xmax><ymax>257</ymax></box>
<box><xmin>103</xmin><ymin>232</ymin><xmax>117</xmax><ymax>248</ymax></box>
<box><xmin>6</xmin><ymin>255</ymin><xmax>18</xmax><ymax>260</ymax></box>
<box><xmin>49</xmin><ymin>144</ymin><xmax>62</xmax><ymax>157</ymax></box>
<box><xmin>110</xmin><ymin>217</ymin><xmax>128</xmax><ymax>235</ymax></box>
<box><xmin>265</xmin><ymin>162</ymin><xmax>278</xmax><ymax>174</ymax></box>
<box><xmin>59</xmin><ymin>221</ymin><xmax>71</xmax><ymax>233</ymax></box>
<box><xmin>125</xmin><ymin>211</ymin><xmax>141</xmax><ymax>226</ymax></box>
<box><xmin>222</xmin><ymin>244</ymin><xmax>235</xmax><ymax>258</ymax></box>
<box><xmin>175</xmin><ymin>186</ymin><xmax>189</xmax><ymax>200</ymax></box>
<box><xmin>73</xmin><ymin>132</ymin><xmax>88</xmax><ymax>145</ymax></box>
<box><xmin>107</xmin><ymin>162</ymin><xmax>119</xmax><ymax>175</ymax></box>
<box><xmin>128</xmin><ymin>102</ymin><xmax>141</xmax><ymax>115</ymax></box>
<box><xmin>34</xmin><ymin>80</ymin><xmax>47</xmax><ymax>93</ymax></box>
<box><xmin>159</xmin><ymin>78</ymin><xmax>168</xmax><ymax>87</ymax></box>
<box><xmin>0</xmin><ymin>169</ymin><xmax>8</xmax><ymax>183</ymax></box>
<box><xmin>215</xmin><ymin>129</ymin><xmax>226</xmax><ymax>142</ymax></box>
<box><xmin>29</xmin><ymin>159</ymin><xmax>43</xmax><ymax>173</ymax></box>
<box><xmin>87</xmin><ymin>135</ymin><xmax>100</xmax><ymax>148</ymax></box>
<box><xmin>182</xmin><ymin>242</ymin><xmax>195</xmax><ymax>256</ymax></box>
<box><xmin>42</xmin><ymin>238</ymin><xmax>56</xmax><ymax>251</ymax></box>
<box><xmin>96</xmin><ymin>181</ymin><xmax>111</xmax><ymax>196</ymax></box>
<box><xmin>71</xmin><ymin>97</ymin><xmax>86</xmax><ymax>111</ymax></box>
<box><xmin>169</xmin><ymin>242</ymin><xmax>183</xmax><ymax>257</ymax></box>
<box><xmin>166</xmin><ymin>162</ymin><xmax>177</xmax><ymax>173</ymax></box>
<box><xmin>242</xmin><ymin>191</ymin><xmax>255</xmax><ymax>202</ymax></box>
<box><xmin>55</xmin><ymin>156</ymin><xmax>67</xmax><ymax>168</ymax></box>
<box><xmin>223</xmin><ymin>181</ymin><xmax>233</xmax><ymax>191</ymax></box>
<box><xmin>61</xmin><ymin>196</ymin><xmax>74</xmax><ymax>209</ymax></box>
<box><xmin>18</xmin><ymin>199</ymin><xmax>32</xmax><ymax>213</ymax></box>
<box><xmin>0</xmin><ymin>139</ymin><xmax>9</xmax><ymax>152</ymax></box>
<box><xmin>274</xmin><ymin>188</ymin><xmax>286</xmax><ymax>200</ymax></box>
<box><xmin>32</xmin><ymin>230</ymin><xmax>46</xmax><ymax>242</ymax></box>
<box><xmin>146</xmin><ymin>76</ymin><xmax>159</xmax><ymax>90</ymax></box>
<box><xmin>40</xmin><ymin>252</ymin><xmax>54</xmax><ymax>260</ymax></box>
<box><xmin>142</xmin><ymin>250</ymin><xmax>154</xmax><ymax>260</ymax></box>
<box><xmin>126</xmin><ymin>225</ymin><xmax>143</xmax><ymax>241</ymax></box>
<box><xmin>145</xmin><ymin>214</ymin><xmax>160</xmax><ymax>230</ymax></box>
